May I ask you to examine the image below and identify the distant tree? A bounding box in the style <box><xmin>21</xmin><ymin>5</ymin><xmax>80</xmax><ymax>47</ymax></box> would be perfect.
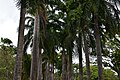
<box><xmin>83</xmin><ymin>65</ymin><xmax>119</xmax><ymax>80</ymax></box>
<box><xmin>73</xmin><ymin>64</ymin><xmax>118</xmax><ymax>80</ymax></box>
<box><xmin>0</xmin><ymin>38</ymin><xmax>16</xmax><ymax>80</ymax></box>
<box><xmin>102</xmin><ymin>36</ymin><xmax>120</xmax><ymax>79</ymax></box>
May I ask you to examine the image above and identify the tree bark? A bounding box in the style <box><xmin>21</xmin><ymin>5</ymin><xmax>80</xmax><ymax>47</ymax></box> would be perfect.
<box><xmin>13</xmin><ymin>4</ymin><xmax>26</xmax><ymax>80</ymax></box>
<box><xmin>50</xmin><ymin>63</ymin><xmax>54</xmax><ymax>80</ymax></box>
<box><xmin>46</xmin><ymin>62</ymin><xmax>49</xmax><ymax>80</ymax></box>
<box><xmin>83</xmin><ymin>33</ymin><xmax>90</xmax><ymax>80</ymax></box>
<box><xmin>67</xmin><ymin>52</ymin><xmax>73</xmax><ymax>80</ymax></box>
<box><xmin>30</xmin><ymin>9</ymin><xmax>40</xmax><ymax>80</ymax></box>
<box><xmin>78</xmin><ymin>33</ymin><xmax>83</xmax><ymax>80</ymax></box>
<box><xmin>46</xmin><ymin>62</ymin><xmax>54</xmax><ymax>80</ymax></box>
<box><xmin>62</xmin><ymin>50</ymin><xmax>67</xmax><ymax>80</ymax></box>
<box><xmin>94</xmin><ymin>14</ymin><xmax>103</xmax><ymax>80</ymax></box>
<box><xmin>37</xmin><ymin>48</ymin><xmax>42</xmax><ymax>80</ymax></box>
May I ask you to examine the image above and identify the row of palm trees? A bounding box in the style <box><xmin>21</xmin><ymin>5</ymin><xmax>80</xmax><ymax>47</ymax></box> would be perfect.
<box><xmin>13</xmin><ymin>0</ymin><xmax>120</xmax><ymax>80</ymax></box>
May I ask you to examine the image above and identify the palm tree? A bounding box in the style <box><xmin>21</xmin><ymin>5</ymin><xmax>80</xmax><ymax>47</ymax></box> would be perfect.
<box><xmin>13</xmin><ymin>0</ymin><xmax>26</xmax><ymax>80</ymax></box>
<box><xmin>17</xmin><ymin>0</ymin><xmax>120</xmax><ymax>80</ymax></box>
<box><xmin>62</xmin><ymin>48</ymin><xmax>67</xmax><ymax>80</ymax></box>
<box><xmin>93</xmin><ymin>13</ymin><xmax>103</xmax><ymax>80</ymax></box>
<box><xmin>77</xmin><ymin>33</ymin><xmax>83</xmax><ymax>80</ymax></box>
<box><xmin>30</xmin><ymin>9</ymin><xmax>40</xmax><ymax>80</ymax></box>
<box><xmin>28</xmin><ymin>0</ymin><xmax>47</xmax><ymax>79</ymax></box>
<box><xmin>23</xmin><ymin>3</ymin><xmax>62</xmax><ymax>79</ymax></box>
<box><xmin>83</xmin><ymin>31</ymin><xmax>91</xmax><ymax>80</ymax></box>
<box><xmin>29</xmin><ymin>2</ymin><xmax>44</xmax><ymax>80</ymax></box>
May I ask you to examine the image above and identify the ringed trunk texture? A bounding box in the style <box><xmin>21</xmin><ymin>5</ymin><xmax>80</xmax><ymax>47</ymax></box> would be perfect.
<box><xmin>37</xmin><ymin>48</ymin><xmax>42</xmax><ymax>80</ymax></box>
<box><xmin>62</xmin><ymin>50</ymin><xmax>67</xmax><ymax>80</ymax></box>
<box><xmin>94</xmin><ymin>14</ymin><xmax>103</xmax><ymax>80</ymax></box>
<box><xmin>30</xmin><ymin>10</ymin><xmax>40</xmax><ymax>80</ymax></box>
<box><xmin>78</xmin><ymin>33</ymin><xmax>83</xmax><ymax>80</ymax></box>
<box><xmin>13</xmin><ymin>5</ymin><xmax>26</xmax><ymax>80</ymax></box>
<box><xmin>83</xmin><ymin>33</ymin><xmax>90</xmax><ymax>80</ymax></box>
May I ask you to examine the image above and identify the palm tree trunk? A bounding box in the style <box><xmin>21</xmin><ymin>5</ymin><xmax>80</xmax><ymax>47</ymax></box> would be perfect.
<box><xmin>78</xmin><ymin>33</ymin><xmax>83</xmax><ymax>80</ymax></box>
<box><xmin>43</xmin><ymin>67</ymin><xmax>45</xmax><ymax>80</ymax></box>
<box><xmin>13</xmin><ymin>4</ymin><xmax>26</xmax><ymax>80</ymax></box>
<box><xmin>83</xmin><ymin>33</ymin><xmax>90</xmax><ymax>80</ymax></box>
<box><xmin>46</xmin><ymin>62</ymin><xmax>50</xmax><ymax>80</ymax></box>
<box><xmin>67</xmin><ymin>52</ymin><xmax>73</xmax><ymax>80</ymax></box>
<box><xmin>37</xmin><ymin>48</ymin><xmax>42</xmax><ymax>80</ymax></box>
<box><xmin>46</xmin><ymin>62</ymin><xmax>54</xmax><ymax>80</ymax></box>
<box><xmin>45</xmin><ymin>62</ymin><xmax>54</xmax><ymax>80</ymax></box>
<box><xmin>30</xmin><ymin>9</ymin><xmax>40</xmax><ymax>80</ymax></box>
<box><xmin>50</xmin><ymin>63</ymin><xmax>54</xmax><ymax>80</ymax></box>
<box><xmin>62</xmin><ymin>49</ymin><xmax>67</xmax><ymax>80</ymax></box>
<box><xmin>94</xmin><ymin>14</ymin><xmax>103</xmax><ymax>80</ymax></box>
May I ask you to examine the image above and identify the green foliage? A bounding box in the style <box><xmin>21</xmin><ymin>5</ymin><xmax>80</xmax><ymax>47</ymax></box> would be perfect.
<box><xmin>86</xmin><ymin>66</ymin><xmax>118</xmax><ymax>80</ymax></box>
<box><xmin>101</xmin><ymin>35</ymin><xmax>120</xmax><ymax>77</ymax></box>
<box><xmin>104</xmin><ymin>69</ymin><xmax>118</xmax><ymax>80</ymax></box>
<box><xmin>73</xmin><ymin>65</ymin><xmax>119</xmax><ymax>80</ymax></box>
<box><xmin>0</xmin><ymin>38</ymin><xmax>16</xmax><ymax>80</ymax></box>
<box><xmin>0</xmin><ymin>38</ymin><xmax>12</xmax><ymax>45</ymax></box>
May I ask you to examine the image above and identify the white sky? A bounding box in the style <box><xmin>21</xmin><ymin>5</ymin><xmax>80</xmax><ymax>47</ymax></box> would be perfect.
<box><xmin>0</xmin><ymin>0</ymin><xmax>20</xmax><ymax>46</ymax></box>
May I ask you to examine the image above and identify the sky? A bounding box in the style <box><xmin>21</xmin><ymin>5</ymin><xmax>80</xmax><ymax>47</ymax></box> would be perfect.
<box><xmin>0</xmin><ymin>0</ymin><xmax>20</xmax><ymax>46</ymax></box>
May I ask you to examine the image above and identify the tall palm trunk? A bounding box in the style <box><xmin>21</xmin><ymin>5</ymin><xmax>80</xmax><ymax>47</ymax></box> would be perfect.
<box><xmin>46</xmin><ymin>62</ymin><xmax>53</xmax><ymax>80</ymax></box>
<box><xmin>43</xmin><ymin>64</ymin><xmax>46</xmax><ymax>80</ymax></box>
<box><xmin>62</xmin><ymin>49</ymin><xmax>67</xmax><ymax>80</ymax></box>
<box><xmin>83</xmin><ymin>32</ymin><xmax>90</xmax><ymax>80</ymax></box>
<box><xmin>78</xmin><ymin>33</ymin><xmax>83</xmax><ymax>80</ymax></box>
<box><xmin>46</xmin><ymin>62</ymin><xmax>49</xmax><ymax>80</ymax></box>
<box><xmin>94</xmin><ymin>14</ymin><xmax>103</xmax><ymax>80</ymax></box>
<box><xmin>67</xmin><ymin>51</ymin><xmax>73</xmax><ymax>80</ymax></box>
<box><xmin>30</xmin><ymin>9</ymin><xmax>40</xmax><ymax>80</ymax></box>
<box><xmin>50</xmin><ymin>63</ymin><xmax>54</xmax><ymax>80</ymax></box>
<box><xmin>37</xmin><ymin>48</ymin><xmax>42</xmax><ymax>80</ymax></box>
<box><xmin>13</xmin><ymin>4</ymin><xmax>26</xmax><ymax>80</ymax></box>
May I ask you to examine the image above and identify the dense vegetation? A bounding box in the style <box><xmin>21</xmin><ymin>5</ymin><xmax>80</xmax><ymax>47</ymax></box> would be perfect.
<box><xmin>0</xmin><ymin>0</ymin><xmax>120</xmax><ymax>80</ymax></box>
